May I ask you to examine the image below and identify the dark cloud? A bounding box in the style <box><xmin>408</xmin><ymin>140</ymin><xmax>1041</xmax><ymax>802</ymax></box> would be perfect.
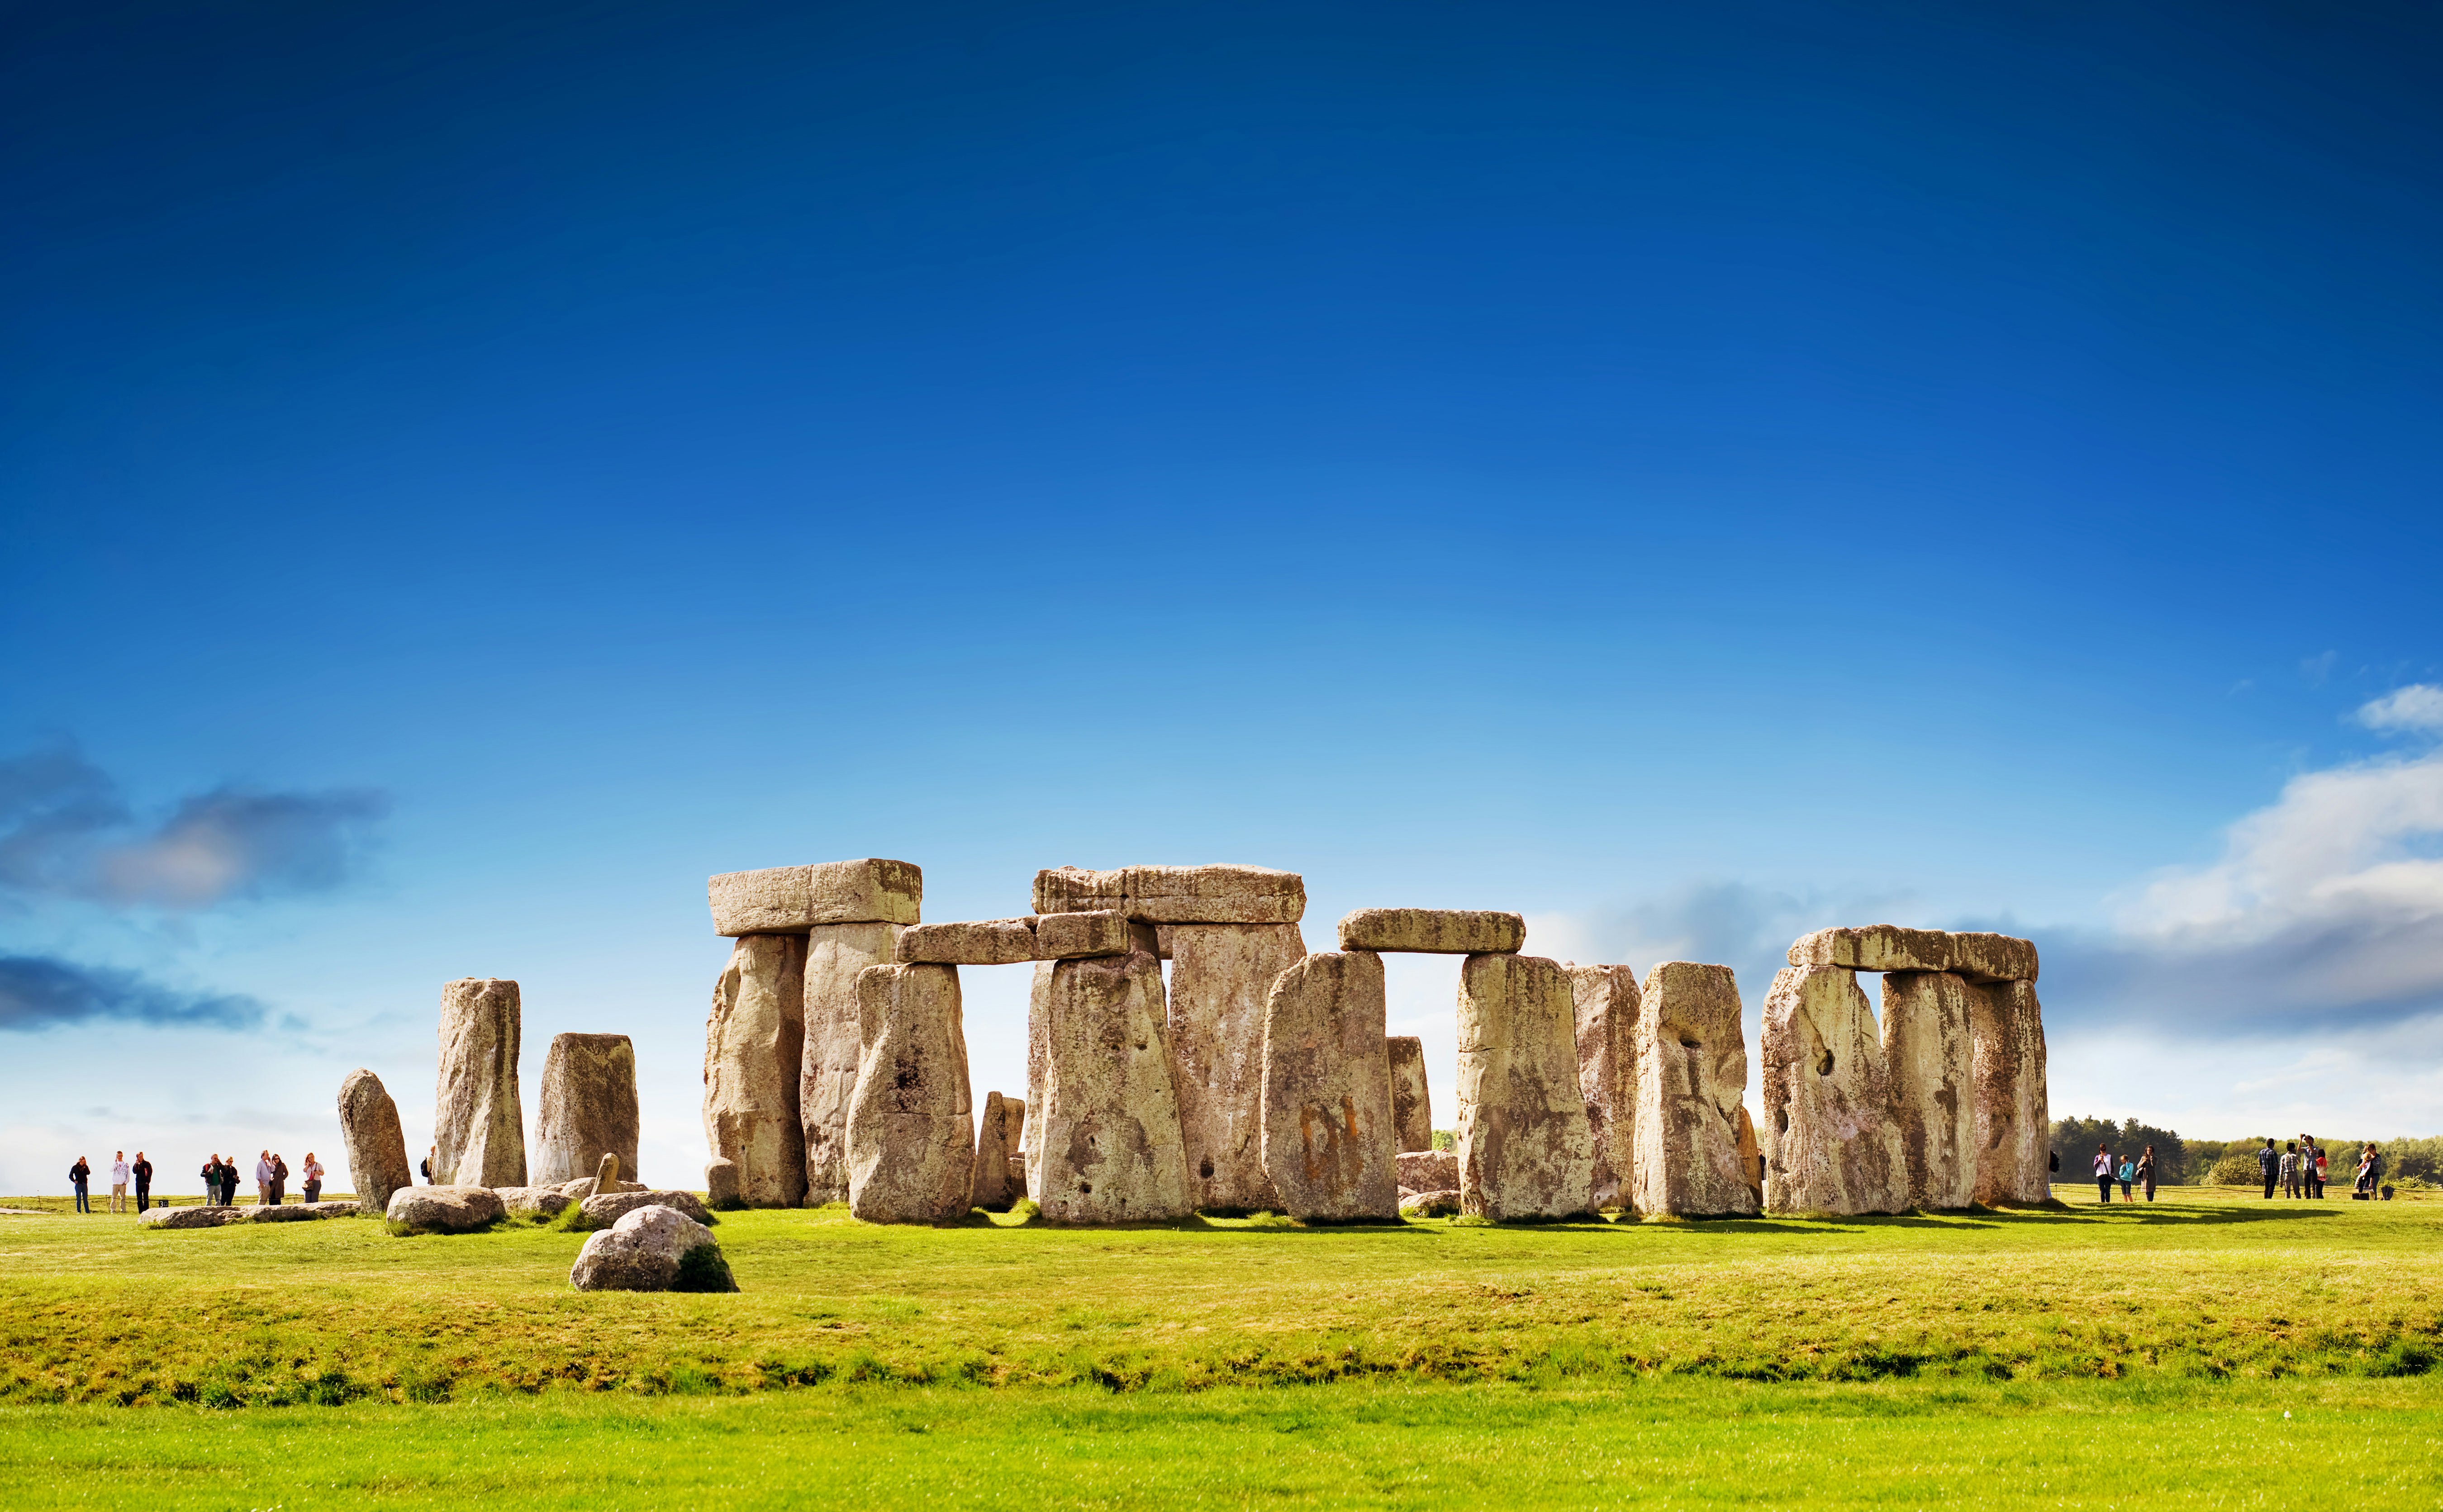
<box><xmin>0</xmin><ymin>739</ymin><xmax>384</xmax><ymax>909</ymax></box>
<box><xmin>0</xmin><ymin>953</ymin><xmax>265</xmax><ymax>1032</ymax></box>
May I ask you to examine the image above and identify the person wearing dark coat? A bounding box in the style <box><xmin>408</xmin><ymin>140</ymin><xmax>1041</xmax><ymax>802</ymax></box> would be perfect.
<box><xmin>70</xmin><ymin>1157</ymin><xmax>91</xmax><ymax>1214</ymax></box>
<box><xmin>270</xmin><ymin>1152</ymin><xmax>289</xmax><ymax>1206</ymax></box>
<box><xmin>132</xmin><ymin>1152</ymin><xmax>154</xmax><ymax>1213</ymax></box>
<box><xmin>2257</xmin><ymin>1138</ymin><xmax>2278</xmax><ymax>1199</ymax></box>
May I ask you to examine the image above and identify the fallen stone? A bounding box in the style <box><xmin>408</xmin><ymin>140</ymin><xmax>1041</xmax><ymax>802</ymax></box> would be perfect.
<box><xmin>1387</xmin><ymin>1035</ymin><xmax>1433</xmax><ymax>1152</ymax></box>
<box><xmin>385</xmin><ymin>1184</ymin><xmax>507</xmax><ymax>1236</ymax></box>
<box><xmin>1337</xmin><ymin>909</ymin><xmax>1525</xmax><ymax>955</ymax></box>
<box><xmin>1882</xmin><ymin>971</ymin><xmax>1977</xmax><ymax>1209</ymax></box>
<box><xmin>337</xmin><ymin>1067</ymin><xmax>414</xmax><ymax>1218</ymax></box>
<box><xmin>1457</xmin><ymin>953</ymin><xmax>1596</xmax><ymax>1219</ymax></box>
<box><xmin>896</xmin><ymin>918</ymin><xmax>1039</xmax><ymax>966</ymax></box>
<box><xmin>497</xmin><ymin>1185</ymin><xmax>574</xmax><ymax>1218</ymax></box>
<box><xmin>1568</xmin><ymin>964</ymin><xmax>1640</xmax><ymax>1208</ymax></box>
<box><xmin>846</xmin><ymin>963</ymin><xmax>974</xmax><ymax>1224</ymax></box>
<box><xmin>570</xmin><ymin>1205</ymin><xmax>738</xmax><ymax>1293</ymax></box>
<box><xmin>708</xmin><ymin>858</ymin><xmax>922</xmax><ymax>935</ymax></box>
<box><xmin>533</xmin><ymin>1033</ymin><xmax>640</xmax><ymax>1187</ymax></box>
<box><xmin>1630</xmin><ymin>962</ymin><xmax>1758</xmax><ymax>1217</ymax></box>
<box><xmin>1397</xmin><ymin>1149</ymin><xmax>1458</xmax><ymax>1193</ymax></box>
<box><xmin>435</xmin><ymin>978</ymin><xmax>528</xmax><ymax>1187</ymax></box>
<box><xmin>1032</xmin><ymin>949</ymin><xmax>1193</xmax><ymax>1222</ymax></box>
<box><xmin>1947</xmin><ymin>932</ymin><xmax>2039</xmax><ymax>986</ymax></box>
<box><xmin>1758</xmin><ymin>966</ymin><xmax>1907</xmax><ymax>1215</ymax></box>
<box><xmin>800</xmin><ymin>920</ymin><xmax>903</xmax><ymax>1206</ymax></box>
<box><xmin>704</xmin><ymin>934</ymin><xmax>806</xmax><ymax>1209</ymax></box>
<box><xmin>1033</xmin><ymin>910</ymin><xmax>1141</xmax><ymax>960</ymax></box>
<box><xmin>1033</xmin><ymin>866</ymin><xmax>1305</xmax><ymax>924</ymax></box>
<box><xmin>246</xmin><ymin>1200</ymin><xmax>358</xmax><ymax>1223</ymax></box>
<box><xmin>1968</xmin><ymin>978</ymin><xmax>2050</xmax><ymax>1204</ymax></box>
<box><xmin>1259</xmin><ymin>950</ymin><xmax>1398</xmax><ymax>1220</ymax></box>
<box><xmin>971</xmin><ymin>1091</ymin><xmax>1025</xmax><ymax>1210</ymax></box>
<box><xmin>1399</xmin><ymin>1189</ymin><xmax>1462</xmax><ymax>1218</ymax></box>
<box><xmin>552</xmin><ymin>1175</ymin><xmax>646</xmax><ymax>1200</ymax></box>
<box><xmin>579</xmin><ymin>1188</ymin><xmax>714</xmax><ymax>1229</ymax></box>
<box><xmin>139</xmin><ymin>1205</ymin><xmax>251</xmax><ymax>1230</ymax></box>
<box><xmin>1171</xmin><ymin>922</ymin><xmax>1306</xmax><ymax>1211</ymax></box>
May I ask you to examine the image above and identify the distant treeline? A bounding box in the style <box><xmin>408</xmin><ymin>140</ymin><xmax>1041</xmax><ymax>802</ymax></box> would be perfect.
<box><xmin>2048</xmin><ymin>1118</ymin><xmax>2443</xmax><ymax>1186</ymax></box>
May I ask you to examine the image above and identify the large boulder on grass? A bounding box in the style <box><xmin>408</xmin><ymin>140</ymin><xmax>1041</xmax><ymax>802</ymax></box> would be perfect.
<box><xmin>579</xmin><ymin>1188</ymin><xmax>713</xmax><ymax>1229</ymax></box>
<box><xmin>570</xmin><ymin>1205</ymin><xmax>738</xmax><ymax>1292</ymax></box>
<box><xmin>140</xmin><ymin>1205</ymin><xmax>250</xmax><ymax>1230</ymax></box>
<box><xmin>496</xmin><ymin>1185</ymin><xmax>575</xmax><ymax>1218</ymax></box>
<box><xmin>385</xmin><ymin>1184</ymin><xmax>507</xmax><ymax>1235</ymax></box>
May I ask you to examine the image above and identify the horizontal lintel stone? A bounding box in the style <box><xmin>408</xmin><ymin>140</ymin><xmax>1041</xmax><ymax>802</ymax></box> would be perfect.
<box><xmin>709</xmin><ymin>859</ymin><xmax>922</xmax><ymax>935</ymax></box>
<box><xmin>1336</xmin><ymin>908</ymin><xmax>1525</xmax><ymax>955</ymax></box>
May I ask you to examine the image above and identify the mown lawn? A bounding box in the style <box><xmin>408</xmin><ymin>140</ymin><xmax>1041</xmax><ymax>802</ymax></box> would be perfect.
<box><xmin>1</xmin><ymin>1188</ymin><xmax>2436</xmax><ymax>1506</ymax></box>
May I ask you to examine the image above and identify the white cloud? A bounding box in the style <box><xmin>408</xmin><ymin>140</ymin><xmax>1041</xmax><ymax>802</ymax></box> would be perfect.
<box><xmin>2357</xmin><ymin>683</ymin><xmax>2443</xmax><ymax>735</ymax></box>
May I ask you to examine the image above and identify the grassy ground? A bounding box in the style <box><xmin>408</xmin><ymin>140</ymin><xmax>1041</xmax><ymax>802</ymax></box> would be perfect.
<box><xmin>3</xmin><ymin>1186</ymin><xmax>2437</xmax><ymax>1506</ymax></box>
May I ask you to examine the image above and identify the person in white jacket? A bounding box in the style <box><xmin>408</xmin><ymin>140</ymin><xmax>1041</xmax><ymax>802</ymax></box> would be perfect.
<box><xmin>110</xmin><ymin>1152</ymin><xmax>130</xmax><ymax>1214</ymax></box>
<box><xmin>254</xmin><ymin>1151</ymin><xmax>274</xmax><ymax>1207</ymax></box>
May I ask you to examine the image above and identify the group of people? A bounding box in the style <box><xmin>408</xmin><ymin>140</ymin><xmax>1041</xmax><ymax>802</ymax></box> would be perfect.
<box><xmin>2255</xmin><ymin>1137</ymin><xmax>2387</xmax><ymax>1199</ymax></box>
<box><xmin>63</xmin><ymin>1149</ymin><xmax>325</xmax><ymax>1212</ymax></box>
<box><xmin>65</xmin><ymin>1151</ymin><xmax>157</xmax><ymax>1213</ymax></box>
<box><xmin>2089</xmin><ymin>1143</ymin><xmax>2163</xmax><ymax>1202</ymax></box>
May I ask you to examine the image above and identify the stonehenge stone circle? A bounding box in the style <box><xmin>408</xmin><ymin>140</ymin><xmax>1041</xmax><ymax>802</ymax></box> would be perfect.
<box><xmin>534</xmin><ymin>1033</ymin><xmax>640</xmax><ymax>1187</ymax></box>
<box><xmin>1387</xmin><ymin>1035</ymin><xmax>1433</xmax><ymax>1152</ymax></box>
<box><xmin>1759</xmin><ymin>964</ymin><xmax>1908</xmax><ymax>1215</ymax></box>
<box><xmin>1456</xmin><ymin>953</ymin><xmax>1596</xmax><ymax>1220</ymax></box>
<box><xmin>709</xmin><ymin>858</ymin><xmax>922</xmax><ymax>935</ymax></box>
<box><xmin>1170</xmin><ymin>921</ymin><xmax>1307</xmax><ymax>1211</ymax></box>
<box><xmin>571</xmin><ymin>1205</ymin><xmax>738</xmax><ymax>1293</ymax></box>
<box><xmin>1034</xmin><ymin>864</ymin><xmax>1306</xmax><ymax>924</ymax></box>
<box><xmin>896</xmin><ymin>917</ymin><xmax>1039</xmax><ymax>966</ymax></box>
<box><xmin>1881</xmin><ymin>971</ymin><xmax>1977</xmax><ymax>1210</ymax></box>
<box><xmin>971</xmin><ymin>1091</ymin><xmax>1024</xmax><ymax>1210</ymax></box>
<box><xmin>846</xmin><ymin>963</ymin><xmax>975</xmax><ymax>1224</ymax></box>
<box><xmin>1567</xmin><ymin>964</ymin><xmax>1639</xmax><ymax>1209</ymax></box>
<box><xmin>1969</xmin><ymin>976</ymin><xmax>2050</xmax><ymax>1203</ymax></box>
<box><xmin>385</xmin><ymin>1184</ymin><xmax>507</xmax><ymax>1236</ymax></box>
<box><xmin>1336</xmin><ymin>908</ymin><xmax>1525</xmax><ymax>955</ymax></box>
<box><xmin>336</xmin><ymin>1067</ymin><xmax>414</xmax><ymax>1218</ymax></box>
<box><xmin>1630</xmin><ymin>962</ymin><xmax>1758</xmax><ymax>1217</ymax></box>
<box><xmin>1031</xmin><ymin>948</ymin><xmax>1193</xmax><ymax>1222</ymax></box>
<box><xmin>801</xmin><ymin>920</ymin><xmax>904</xmax><ymax>1206</ymax></box>
<box><xmin>703</xmin><ymin>933</ymin><xmax>806</xmax><ymax>1209</ymax></box>
<box><xmin>435</xmin><ymin>978</ymin><xmax>528</xmax><ymax>1188</ymax></box>
<box><xmin>1259</xmin><ymin>949</ymin><xmax>1400</xmax><ymax>1220</ymax></box>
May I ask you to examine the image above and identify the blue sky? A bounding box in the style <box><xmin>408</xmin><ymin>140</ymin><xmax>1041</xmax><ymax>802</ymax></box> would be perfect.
<box><xmin>5</xmin><ymin>2</ymin><xmax>2440</xmax><ymax>1194</ymax></box>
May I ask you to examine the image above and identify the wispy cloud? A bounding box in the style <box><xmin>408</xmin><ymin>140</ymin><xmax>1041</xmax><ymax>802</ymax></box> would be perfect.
<box><xmin>2357</xmin><ymin>683</ymin><xmax>2443</xmax><ymax>735</ymax></box>
<box><xmin>0</xmin><ymin>954</ymin><xmax>265</xmax><ymax>1031</ymax></box>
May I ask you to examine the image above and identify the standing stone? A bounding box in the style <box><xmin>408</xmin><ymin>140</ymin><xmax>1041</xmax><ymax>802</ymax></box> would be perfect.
<box><xmin>1259</xmin><ymin>950</ymin><xmax>1399</xmax><ymax>1220</ymax></box>
<box><xmin>1568</xmin><ymin>964</ymin><xmax>1640</xmax><ymax>1208</ymax></box>
<box><xmin>1032</xmin><ymin>949</ymin><xmax>1192</xmax><ymax>1222</ymax></box>
<box><xmin>846</xmin><ymin>963</ymin><xmax>974</xmax><ymax>1224</ymax></box>
<box><xmin>801</xmin><ymin>921</ymin><xmax>903</xmax><ymax>1205</ymax></box>
<box><xmin>971</xmin><ymin>1091</ymin><xmax>1024</xmax><ymax>1210</ymax></box>
<box><xmin>1023</xmin><ymin>961</ymin><xmax>1054</xmax><ymax>1199</ymax></box>
<box><xmin>1758</xmin><ymin>966</ymin><xmax>1907</xmax><ymax>1214</ymax></box>
<box><xmin>1882</xmin><ymin>971</ymin><xmax>1977</xmax><ymax>1210</ymax></box>
<box><xmin>336</xmin><ymin>1069</ymin><xmax>413</xmax><ymax>1218</ymax></box>
<box><xmin>1387</xmin><ymin>1036</ymin><xmax>1433</xmax><ymax>1152</ymax></box>
<box><xmin>1170</xmin><ymin>922</ymin><xmax>1307</xmax><ymax>1211</ymax></box>
<box><xmin>1456</xmin><ymin>953</ymin><xmax>1596</xmax><ymax>1219</ymax></box>
<box><xmin>1968</xmin><ymin>978</ymin><xmax>2050</xmax><ymax>1204</ymax></box>
<box><xmin>708</xmin><ymin>858</ymin><xmax>922</xmax><ymax>935</ymax></box>
<box><xmin>595</xmin><ymin>1152</ymin><xmax>622</xmax><ymax>1193</ymax></box>
<box><xmin>1735</xmin><ymin>1105</ymin><xmax>1764</xmax><ymax>1201</ymax></box>
<box><xmin>703</xmin><ymin>934</ymin><xmax>805</xmax><ymax>1209</ymax></box>
<box><xmin>533</xmin><ymin>1033</ymin><xmax>640</xmax><ymax>1187</ymax></box>
<box><xmin>1630</xmin><ymin>962</ymin><xmax>1758</xmax><ymax>1217</ymax></box>
<box><xmin>436</xmin><ymin>978</ymin><xmax>527</xmax><ymax>1188</ymax></box>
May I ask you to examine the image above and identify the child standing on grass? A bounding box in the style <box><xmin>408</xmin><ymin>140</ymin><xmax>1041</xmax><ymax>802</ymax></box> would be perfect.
<box><xmin>2116</xmin><ymin>1157</ymin><xmax>2134</xmax><ymax>1202</ymax></box>
<box><xmin>2094</xmin><ymin>1144</ymin><xmax>2114</xmax><ymax>1204</ymax></box>
<box><xmin>2280</xmin><ymin>1142</ymin><xmax>2299</xmax><ymax>1198</ymax></box>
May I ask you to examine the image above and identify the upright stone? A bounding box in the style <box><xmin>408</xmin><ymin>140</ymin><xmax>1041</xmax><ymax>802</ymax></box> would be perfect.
<box><xmin>703</xmin><ymin>934</ymin><xmax>805</xmax><ymax>1208</ymax></box>
<box><xmin>533</xmin><ymin>1033</ymin><xmax>640</xmax><ymax>1187</ymax></box>
<box><xmin>336</xmin><ymin>1069</ymin><xmax>413</xmax><ymax>1217</ymax></box>
<box><xmin>1022</xmin><ymin>961</ymin><xmax>1054</xmax><ymax>1199</ymax></box>
<box><xmin>801</xmin><ymin>921</ymin><xmax>904</xmax><ymax>1205</ymax></box>
<box><xmin>1456</xmin><ymin>953</ymin><xmax>1596</xmax><ymax>1219</ymax></box>
<box><xmin>1757</xmin><ymin>965</ymin><xmax>1907</xmax><ymax>1214</ymax></box>
<box><xmin>1169</xmin><ymin>921</ymin><xmax>1307</xmax><ymax>1211</ymax></box>
<box><xmin>846</xmin><ymin>963</ymin><xmax>974</xmax><ymax>1224</ymax></box>
<box><xmin>1568</xmin><ymin>964</ymin><xmax>1640</xmax><ymax>1208</ymax></box>
<box><xmin>1968</xmin><ymin>978</ymin><xmax>2050</xmax><ymax>1203</ymax></box>
<box><xmin>1882</xmin><ymin>971</ymin><xmax>1977</xmax><ymax>1210</ymax></box>
<box><xmin>595</xmin><ymin>1152</ymin><xmax>622</xmax><ymax>1193</ymax></box>
<box><xmin>1032</xmin><ymin>949</ymin><xmax>1192</xmax><ymax>1222</ymax></box>
<box><xmin>1259</xmin><ymin>951</ymin><xmax>1399</xmax><ymax>1220</ymax></box>
<box><xmin>1630</xmin><ymin>962</ymin><xmax>1757</xmax><ymax>1217</ymax></box>
<box><xmin>971</xmin><ymin>1091</ymin><xmax>1024</xmax><ymax>1211</ymax></box>
<box><xmin>1387</xmin><ymin>1036</ymin><xmax>1433</xmax><ymax>1152</ymax></box>
<box><xmin>436</xmin><ymin>977</ymin><xmax>527</xmax><ymax>1187</ymax></box>
<box><xmin>1735</xmin><ymin>1105</ymin><xmax>1764</xmax><ymax>1202</ymax></box>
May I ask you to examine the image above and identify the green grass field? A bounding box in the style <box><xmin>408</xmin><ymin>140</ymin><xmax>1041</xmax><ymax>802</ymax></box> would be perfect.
<box><xmin>3</xmin><ymin>1187</ymin><xmax>2437</xmax><ymax>1507</ymax></box>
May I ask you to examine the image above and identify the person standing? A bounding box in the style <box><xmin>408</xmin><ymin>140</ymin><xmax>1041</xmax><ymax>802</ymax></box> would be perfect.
<box><xmin>300</xmin><ymin>1152</ymin><xmax>324</xmax><ymax>1204</ymax></box>
<box><xmin>109</xmin><ymin>1151</ymin><xmax>130</xmax><ymax>1214</ymax></box>
<box><xmin>70</xmin><ymin>1156</ymin><xmax>91</xmax><ymax>1214</ymax></box>
<box><xmin>271</xmin><ymin>1152</ymin><xmax>289</xmax><ymax>1206</ymax></box>
<box><xmin>200</xmin><ymin>1154</ymin><xmax>220</xmax><ymax>1207</ymax></box>
<box><xmin>2279</xmin><ymin>1142</ymin><xmax>2297</xmax><ymax>1198</ymax></box>
<box><xmin>2137</xmin><ymin>1145</ymin><xmax>2157</xmax><ymax>1203</ymax></box>
<box><xmin>422</xmin><ymin>1145</ymin><xmax>436</xmax><ymax>1184</ymax></box>
<box><xmin>132</xmin><ymin>1152</ymin><xmax>153</xmax><ymax>1213</ymax></box>
<box><xmin>2313</xmin><ymin>1142</ymin><xmax>2329</xmax><ymax>1199</ymax></box>
<box><xmin>2093</xmin><ymin>1143</ymin><xmax>2114</xmax><ymax>1204</ymax></box>
<box><xmin>2258</xmin><ymin>1138</ymin><xmax>2277</xmax><ymax>1199</ymax></box>
<box><xmin>2116</xmin><ymin>1155</ymin><xmax>2135</xmax><ymax>1202</ymax></box>
<box><xmin>254</xmin><ymin>1150</ymin><xmax>272</xmax><ymax>1207</ymax></box>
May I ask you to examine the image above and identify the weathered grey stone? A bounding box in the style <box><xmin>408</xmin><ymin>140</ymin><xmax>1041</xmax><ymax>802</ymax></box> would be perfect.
<box><xmin>570</xmin><ymin>1204</ymin><xmax>737</xmax><ymax>1293</ymax></box>
<box><xmin>240</xmin><ymin>1200</ymin><xmax>344</xmax><ymax>1223</ymax></box>
<box><xmin>1032</xmin><ymin>949</ymin><xmax>1193</xmax><ymax>1222</ymax></box>
<box><xmin>1882</xmin><ymin>971</ymin><xmax>1977</xmax><ymax>1210</ymax></box>
<box><xmin>1022</xmin><ymin>961</ymin><xmax>1054</xmax><ymax>1199</ymax></box>
<box><xmin>595</xmin><ymin>1152</ymin><xmax>621</xmax><ymax>1191</ymax></box>
<box><xmin>704</xmin><ymin>934</ymin><xmax>805</xmax><ymax>1209</ymax></box>
<box><xmin>552</xmin><ymin>1175</ymin><xmax>645</xmax><ymax>1200</ymax></box>
<box><xmin>1457</xmin><ymin>953</ymin><xmax>1596</xmax><ymax>1219</ymax></box>
<box><xmin>800</xmin><ymin>921</ymin><xmax>903</xmax><ymax>1206</ymax></box>
<box><xmin>1337</xmin><ymin>909</ymin><xmax>1525</xmax><ymax>955</ymax></box>
<box><xmin>435</xmin><ymin>978</ymin><xmax>527</xmax><ymax>1188</ymax></box>
<box><xmin>534</xmin><ymin>1033</ymin><xmax>640</xmax><ymax>1188</ymax></box>
<box><xmin>846</xmin><ymin>963</ymin><xmax>974</xmax><ymax>1224</ymax></box>
<box><xmin>1948</xmin><ymin>932</ymin><xmax>2039</xmax><ymax>986</ymax></box>
<box><xmin>1387</xmin><ymin>1035</ymin><xmax>1433</xmax><ymax>1152</ymax></box>
<box><xmin>1735</xmin><ymin>1106</ymin><xmax>1763</xmax><ymax>1199</ymax></box>
<box><xmin>385</xmin><ymin>1184</ymin><xmax>506</xmax><ymax>1235</ymax></box>
<box><xmin>1397</xmin><ymin>1148</ymin><xmax>1458</xmax><ymax>1193</ymax></box>
<box><xmin>896</xmin><ymin>918</ymin><xmax>1038</xmax><ymax>966</ymax></box>
<box><xmin>971</xmin><ymin>1091</ymin><xmax>1024</xmax><ymax>1210</ymax></box>
<box><xmin>139</xmin><ymin>1204</ymin><xmax>251</xmax><ymax>1230</ymax></box>
<box><xmin>1630</xmin><ymin>962</ymin><xmax>1758</xmax><ymax>1217</ymax></box>
<box><xmin>1758</xmin><ymin>966</ymin><xmax>1907</xmax><ymax>1215</ymax></box>
<box><xmin>1968</xmin><ymin>978</ymin><xmax>2050</xmax><ymax>1203</ymax></box>
<box><xmin>579</xmin><ymin>1188</ymin><xmax>714</xmax><ymax>1229</ymax></box>
<box><xmin>1259</xmin><ymin>950</ymin><xmax>1398</xmax><ymax>1220</ymax></box>
<box><xmin>497</xmin><ymin>1185</ymin><xmax>575</xmax><ymax>1218</ymax></box>
<box><xmin>1033</xmin><ymin>865</ymin><xmax>1305</xmax><ymax>924</ymax></box>
<box><xmin>1399</xmin><ymin>1189</ymin><xmax>1461</xmax><ymax>1217</ymax></box>
<box><xmin>1785</xmin><ymin>925</ymin><xmax>2038</xmax><ymax>985</ymax></box>
<box><xmin>708</xmin><ymin>858</ymin><xmax>922</xmax><ymax>935</ymax></box>
<box><xmin>337</xmin><ymin>1068</ymin><xmax>414</xmax><ymax>1218</ymax></box>
<box><xmin>1171</xmin><ymin>922</ymin><xmax>1306</xmax><ymax>1211</ymax></box>
<box><xmin>1568</xmin><ymin>964</ymin><xmax>1640</xmax><ymax>1209</ymax></box>
<box><xmin>1034</xmin><ymin>910</ymin><xmax>1141</xmax><ymax>960</ymax></box>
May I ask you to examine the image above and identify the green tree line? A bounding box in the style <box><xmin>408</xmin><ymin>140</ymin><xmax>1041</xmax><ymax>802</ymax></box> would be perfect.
<box><xmin>2049</xmin><ymin>1119</ymin><xmax>2443</xmax><ymax>1187</ymax></box>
